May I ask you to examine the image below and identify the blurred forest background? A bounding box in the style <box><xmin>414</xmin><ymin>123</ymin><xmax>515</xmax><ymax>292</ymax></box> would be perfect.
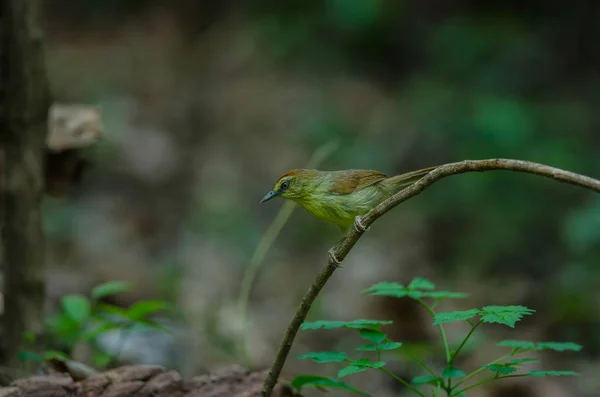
<box><xmin>10</xmin><ymin>0</ymin><xmax>600</xmax><ymax>395</ymax></box>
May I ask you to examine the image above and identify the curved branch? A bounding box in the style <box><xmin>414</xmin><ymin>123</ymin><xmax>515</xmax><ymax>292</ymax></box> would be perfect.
<box><xmin>261</xmin><ymin>158</ymin><xmax>600</xmax><ymax>396</ymax></box>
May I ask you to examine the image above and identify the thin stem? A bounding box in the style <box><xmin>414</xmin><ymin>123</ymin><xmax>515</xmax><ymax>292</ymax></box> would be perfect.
<box><xmin>377</xmin><ymin>348</ymin><xmax>381</xmax><ymax>363</ymax></box>
<box><xmin>378</xmin><ymin>367</ymin><xmax>427</xmax><ymax>397</ymax></box>
<box><xmin>402</xmin><ymin>349</ymin><xmax>437</xmax><ymax>378</ymax></box>
<box><xmin>451</xmin><ymin>352</ymin><xmax>514</xmax><ymax>390</ymax></box>
<box><xmin>417</xmin><ymin>299</ymin><xmax>451</xmax><ymax>364</ymax></box>
<box><xmin>451</xmin><ymin>374</ymin><xmax>528</xmax><ymax>396</ymax></box>
<box><xmin>449</xmin><ymin>320</ymin><xmax>482</xmax><ymax>366</ymax></box>
<box><xmin>261</xmin><ymin>159</ymin><xmax>600</xmax><ymax>396</ymax></box>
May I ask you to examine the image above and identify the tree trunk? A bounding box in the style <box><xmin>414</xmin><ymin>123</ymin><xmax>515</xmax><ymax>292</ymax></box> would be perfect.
<box><xmin>0</xmin><ymin>0</ymin><xmax>51</xmax><ymax>368</ymax></box>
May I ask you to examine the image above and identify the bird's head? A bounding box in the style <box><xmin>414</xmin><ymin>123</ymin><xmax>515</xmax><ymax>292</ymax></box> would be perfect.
<box><xmin>260</xmin><ymin>169</ymin><xmax>318</xmax><ymax>203</ymax></box>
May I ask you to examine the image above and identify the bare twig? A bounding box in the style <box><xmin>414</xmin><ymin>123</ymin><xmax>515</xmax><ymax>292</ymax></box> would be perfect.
<box><xmin>261</xmin><ymin>158</ymin><xmax>600</xmax><ymax>396</ymax></box>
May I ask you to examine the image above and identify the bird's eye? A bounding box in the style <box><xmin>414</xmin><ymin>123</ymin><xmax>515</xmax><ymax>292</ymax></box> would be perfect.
<box><xmin>280</xmin><ymin>180</ymin><xmax>290</xmax><ymax>190</ymax></box>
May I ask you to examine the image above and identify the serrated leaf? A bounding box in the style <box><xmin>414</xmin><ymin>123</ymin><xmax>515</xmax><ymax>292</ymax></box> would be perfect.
<box><xmin>412</xmin><ymin>375</ymin><xmax>439</xmax><ymax>385</ymax></box>
<box><xmin>301</xmin><ymin>321</ymin><xmax>348</xmax><ymax>330</ymax></box>
<box><xmin>61</xmin><ymin>295</ymin><xmax>91</xmax><ymax>323</ymax></box>
<box><xmin>408</xmin><ymin>278</ymin><xmax>436</xmax><ymax>290</ymax></box>
<box><xmin>528</xmin><ymin>370</ymin><xmax>579</xmax><ymax>377</ymax></box>
<box><xmin>297</xmin><ymin>352</ymin><xmax>347</xmax><ymax>363</ymax></box>
<box><xmin>301</xmin><ymin>319</ymin><xmax>392</xmax><ymax>331</ymax></box>
<box><xmin>423</xmin><ymin>291</ymin><xmax>469</xmax><ymax>299</ymax></box>
<box><xmin>485</xmin><ymin>364</ymin><xmax>518</xmax><ymax>375</ymax></box>
<box><xmin>497</xmin><ymin>340</ymin><xmax>582</xmax><ymax>352</ymax></box>
<box><xmin>505</xmin><ymin>358</ymin><xmax>538</xmax><ymax>365</ymax></box>
<box><xmin>364</xmin><ymin>282</ymin><xmax>467</xmax><ymax>300</ymax></box>
<box><xmin>480</xmin><ymin>306</ymin><xmax>535</xmax><ymax>328</ymax></box>
<box><xmin>496</xmin><ymin>340</ymin><xmax>537</xmax><ymax>350</ymax></box>
<box><xmin>344</xmin><ymin>320</ymin><xmax>393</xmax><ymax>329</ymax></box>
<box><xmin>363</xmin><ymin>282</ymin><xmax>405</xmax><ymax>293</ymax></box>
<box><xmin>126</xmin><ymin>300</ymin><xmax>170</xmax><ymax>321</ymax></box>
<box><xmin>535</xmin><ymin>342</ymin><xmax>583</xmax><ymax>352</ymax></box>
<box><xmin>92</xmin><ymin>281</ymin><xmax>132</xmax><ymax>299</ymax></box>
<box><xmin>356</xmin><ymin>342</ymin><xmax>402</xmax><ymax>351</ymax></box>
<box><xmin>291</xmin><ymin>375</ymin><xmax>372</xmax><ymax>395</ymax></box>
<box><xmin>433</xmin><ymin>309</ymin><xmax>480</xmax><ymax>325</ymax></box>
<box><xmin>338</xmin><ymin>360</ymin><xmax>385</xmax><ymax>378</ymax></box>
<box><xmin>359</xmin><ymin>329</ymin><xmax>387</xmax><ymax>344</ymax></box>
<box><xmin>442</xmin><ymin>367</ymin><xmax>465</xmax><ymax>379</ymax></box>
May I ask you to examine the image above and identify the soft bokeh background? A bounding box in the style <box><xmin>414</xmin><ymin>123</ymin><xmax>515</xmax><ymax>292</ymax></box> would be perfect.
<box><xmin>39</xmin><ymin>1</ymin><xmax>599</xmax><ymax>396</ymax></box>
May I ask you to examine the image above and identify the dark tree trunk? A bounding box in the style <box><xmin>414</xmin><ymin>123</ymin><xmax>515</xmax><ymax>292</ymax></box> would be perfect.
<box><xmin>0</xmin><ymin>0</ymin><xmax>51</xmax><ymax>368</ymax></box>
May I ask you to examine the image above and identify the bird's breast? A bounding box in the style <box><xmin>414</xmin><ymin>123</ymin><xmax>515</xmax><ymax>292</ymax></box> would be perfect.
<box><xmin>295</xmin><ymin>185</ymin><xmax>387</xmax><ymax>229</ymax></box>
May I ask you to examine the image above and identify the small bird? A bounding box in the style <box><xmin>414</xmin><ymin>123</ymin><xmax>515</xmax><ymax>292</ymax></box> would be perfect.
<box><xmin>260</xmin><ymin>166</ymin><xmax>437</xmax><ymax>263</ymax></box>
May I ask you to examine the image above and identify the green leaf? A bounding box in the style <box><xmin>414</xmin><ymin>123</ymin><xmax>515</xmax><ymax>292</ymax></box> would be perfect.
<box><xmin>80</xmin><ymin>322</ymin><xmax>122</xmax><ymax>341</ymax></box>
<box><xmin>412</xmin><ymin>375</ymin><xmax>439</xmax><ymax>385</ymax></box>
<box><xmin>528</xmin><ymin>370</ymin><xmax>579</xmax><ymax>377</ymax></box>
<box><xmin>433</xmin><ymin>309</ymin><xmax>480</xmax><ymax>325</ymax></box>
<box><xmin>297</xmin><ymin>352</ymin><xmax>347</xmax><ymax>363</ymax></box>
<box><xmin>505</xmin><ymin>358</ymin><xmax>538</xmax><ymax>365</ymax></box>
<box><xmin>338</xmin><ymin>359</ymin><xmax>385</xmax><ymax>378</ymax></box>
<box><xmin>42</xmin><ymin>350</ymin><xmax>70</xmax><ymax>361</ymax></box>
<box><xmin>301</xmin><ymin>320</ymin><xmax>348</xmax><ymax>330</ymax></box>
<box><xmin>408</xmin><ymin>278</ymin><xmax>436</xmax><ymax>290</ymax></box>
<box><xmin>18</xmin><ymin>351</ymin><xmax>43</xmax><ymax>363</ymax></box>
<box><xmin>496</xmin><ymin>340</ymin><xmax>536</xmax><ymax>350</ymax></box>
<box><xmin>497</xmin><ymin>340</ymin><xmax>583</xmax><ymax>352</ymax></box>
<box><xmin>93</xmin><ymin>352</ymin><xmax>113</xmax><ymax>367</ymax></box>
<box><xmin>91</xmin><ymin>281</ymin><xmax>132</xmax><ymax>299</ymax></box>
<box><xmin>363</xmin><ymin>282</ymin><xmax>404</xmax><ymax>292</ymax></box>
<box><xmin>61</xmin><ymin>295</ymin><xmax>91</xmax><ymax>323</ymax></box>
<box><xmin>291</xmin><ymin>375</ymin><xmax>372</xmax><ymax>395</ymax></box>
<box><xmin>344</xmin><ymin>320</ymin><xmax>393</xmax><ymax>329</ymax></box>
<box><xmin>480</xmin><ymin>306</ymin><xmax>535</xmax><ymax>328</ymax></box>
<box><xmin>442</xmin><ymin>367</ymin><xmax>465</xmax><ymax>379</ymax></box>
<box><xmin>126</xmin><ymin>300</ymin><xmax>170</xmax><ymax>321</ymax></box>
<box><xmin>485</xmin><ymin>364</ymin><xmax>518</xmax><ymax>375</ymax></box>
<box><xmin>301</xmin><ymin>319</ymin><xmax>393</xmax><ymax>330</ymax></box>
<box><xmin>356</xmin><ymin>342</ymin><xmax>402</xmax><ymax>351</ymax></box>
<box><xmin>535</xmin><ymin>342</ymin><xmax>583</xmax><ymax>352</ymax></box>
<box><xmin>359</xmin><ymin>329</ymin><xmax>387</xmax><ymax>344</ymax></box>
<box><xmin>424</xmin><ymin>291</ymin><xmax>469</xmax><ymax>299</ymax></box>
<box><xmin>95</xmin><ymin>303</ymin><xmax>129</xmax><ymax>319</ymax></box>
<box><xmin>364</xmin><ymin>280</ymin><xmax>467</xmax><ymax>300</ymax></box>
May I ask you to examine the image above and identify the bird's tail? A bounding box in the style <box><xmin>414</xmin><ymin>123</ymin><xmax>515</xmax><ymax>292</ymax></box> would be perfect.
<box><xmin>384</xmin><ymin>165</ymin><xmax>438</xmax><ymax>192</ymax></box>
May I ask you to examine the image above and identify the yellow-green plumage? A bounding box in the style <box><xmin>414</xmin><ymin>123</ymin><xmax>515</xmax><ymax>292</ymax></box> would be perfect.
<box><xmin>260</xmin><ymin>166</ymin><xmax>437</xmax><ymax>235</ymax></box>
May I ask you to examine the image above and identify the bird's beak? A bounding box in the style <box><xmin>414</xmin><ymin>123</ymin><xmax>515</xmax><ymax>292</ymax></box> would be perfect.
<box><xmin>260</xmin><ymin>190</ymin><xmax>280</xmax><ymax>203</ymax></box>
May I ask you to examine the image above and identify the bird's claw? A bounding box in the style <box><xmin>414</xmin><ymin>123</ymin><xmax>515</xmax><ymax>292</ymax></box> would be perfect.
<box><xmin>354</xmin><ymin>216</ymin><xmax>369</xmax><ymax>232</ymax></box>
<box><xmin>328</xmin><ymin>248</ymin><xmax>343</xmax><ymax>268</ymax></box>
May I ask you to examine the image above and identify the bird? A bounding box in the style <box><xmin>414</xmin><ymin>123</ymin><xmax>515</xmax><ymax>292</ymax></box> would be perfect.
<box><xmin>260</xmin><ymin>165</ymin><xmax>438</xmax><ymax>264</ymax></box>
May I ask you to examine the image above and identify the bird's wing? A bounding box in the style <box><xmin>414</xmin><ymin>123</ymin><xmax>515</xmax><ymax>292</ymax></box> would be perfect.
<box><xmin>328</xmin><ymin>170</ymin><xmax>388</xmax><ymax>195</ymax></box>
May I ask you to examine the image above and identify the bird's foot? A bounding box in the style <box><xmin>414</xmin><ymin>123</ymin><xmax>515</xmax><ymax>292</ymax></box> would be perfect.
<box><xmin>328</xmin><ymin>248</ymin><xmax>343</xmax><ymax>268</ymax></box>
<box><xmin>354</xmin><ymin>216</ymin><xmax>369</xmax><ymax>232</ymax></box>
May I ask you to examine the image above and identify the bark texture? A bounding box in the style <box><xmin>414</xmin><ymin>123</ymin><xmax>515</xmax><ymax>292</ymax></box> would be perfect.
<box><xmin>0</xmin><ymin>365</ymin><xmax>301</xmax><ymax>397</ymax></box>
<box><xmin>0</xmin><ymin>0</ymin><xmax>51</xmax><ymax>366</ymax></box>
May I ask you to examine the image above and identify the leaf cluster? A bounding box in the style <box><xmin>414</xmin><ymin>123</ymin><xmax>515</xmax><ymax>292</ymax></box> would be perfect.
<box><xmin>20</xmin><ymin>281</ymin><xmax>173</xmax><ymax>368</ymax></box>
<box><xmin>291</xmin><ymin>278</ymin><xmax>582</xmax><ymax>396</ymax></box>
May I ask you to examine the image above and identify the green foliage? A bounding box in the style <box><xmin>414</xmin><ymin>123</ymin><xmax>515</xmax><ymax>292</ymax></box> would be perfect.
<box><xmin>20</xmin><ymin>281</ymin><xmax>172</xmax><ymax>370</ymax></box>
<box><xmin>301</xmin><ymin>319</ymin><xmax>392</xmax><ymax>330</ymax></box>
<box><xmin>291</xmin><ymin>277</ymin><xmax>581</xmax><ymax>396</ymax></box>
<box><xmin>297</xmin><ymin>352</ymin><xmax>347</xmax><ymax>363</ymax></box>
<box><xmin>291</xmin><ymin>375</ymin><xmax>371</xmax><ymax>395</ymax></box>
<box><xmin>497</xmin><ymin>340</ymin><xmax>583</xmax><ymax>352</ymax></box>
